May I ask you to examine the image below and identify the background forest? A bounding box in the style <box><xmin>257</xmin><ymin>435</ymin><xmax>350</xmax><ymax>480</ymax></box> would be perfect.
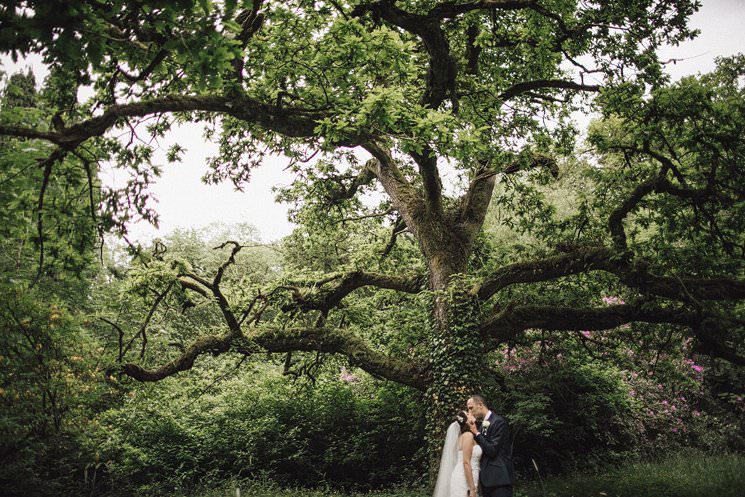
<box><xmin>1</xmin><ymin>1</ymin><xmax>745</xmax><ymax>497</ymax></box>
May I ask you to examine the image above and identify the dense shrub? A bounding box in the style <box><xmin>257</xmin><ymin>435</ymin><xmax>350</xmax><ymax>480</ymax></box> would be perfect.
<box><xmin>500</xmin><ymin>356</ymin><xmax>640</xmax><ymax>475</ymax></box>
<box><xmin>82</xmin><ymin>341</ymin><xmax>743</xmax><ymax>496</ymax></box>
<box><xmin>0</xmin><ymin>287</ymin><xmax>106</xmax><ymax>497</ymax></box>
<box><xmin>493</xmin><ymin>334</ymin><xmax>744</xmax><ymax>478</ymax></box>
<box><xmin>88</xmin><ymin>364</ymin><xmax>427</xmax><ymax>496</ymax></box>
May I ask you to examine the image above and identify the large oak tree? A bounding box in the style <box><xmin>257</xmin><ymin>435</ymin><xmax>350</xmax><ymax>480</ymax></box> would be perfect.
<box><xmin>2</xmin><ymin>0</ymin><xmax>743</xmax><ymax>464</ymax></box>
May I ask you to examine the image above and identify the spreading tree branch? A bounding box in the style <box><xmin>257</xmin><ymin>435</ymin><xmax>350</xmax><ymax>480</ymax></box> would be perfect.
<box><xmin>477</xmin><ymin>246</ymin><xmax>745</xmax><ymax>303</ymax></box>
<box><xmin>465</xmin><ymin>23</ymin><xmax>482</xmax><ymax>75</ymax></box>
<box><xmin>480</xmin><ymin>303</ymin><xmax>698</xmax><ymax>341</ymax></box>
<box><xmin>248</xmin><ymin>326</ymin><xmax>429</xmax><ymax>389</ymax></box>
<box><xmin>608</xmin><ymin>172</ymin><xmax>663</xmax><ymax>253</ymax></box>
<box><xmin>456</xmin><ymin>155</ymin><xmax>556</xmax><ymax>247</ymax></box>
<box><xmin>121</xmin><ymin>245</ymin><xmax>429</xmax><ymax>389</ymax></box>
<box><xmin>363</xmin><ymin>142</ymin><xmax>429</xmax><ymax>239</ymax></box>
<box><xmin>456</xmin><ymin>163</ymin><xmax>497</xmax><ymax>240</ymax></box>
<box><xmin>410</xmin><ymin>147</ymin><xmax>444</xmax><ymax>217</ymax></box>
<box><xmin>30</xmin><ymin>148</ymin><xmax>67</xmax><ymax>287</ymax></box>
<box><xmin>381</xmin><ymin>217</ymin><xmax>408</xmax><ymax>260</ymax></box>
<box><xmin>351</xmin><ymin>2</ymin><xmax>457</xmax><ymax>108</ymax></box>
<box><xmin>323</xmin><ymin>168</ymin><xmax>377</xmax><ymax>205</ymax></box>
<box><xmin>99</xmin><ymin>317</ymin><xmax>126</xmax><ymax>362</ymax></box>
<box><xmin>0</xmin><ymin>94</ymin><xmax>337</xmax><ymax>151</ymax></box>
<box><xmin>120</xmin><ymin>329</ymin><xmax>239</xmax><ymax>381</ymax></box>
<box><xmin>119</xmin><ymin>324</ymin><xmax>429</xmax><ymax>389</ymax></box>
<box><xmin>0</xmin><ymin>125</ymin><xmax>61</xmax><ymax>142</ymax></box>
<box><xmin>282</xmin><ymin>270</ymin><xmax>426</xmax><ymax>312</ymax></box>
<box><xmin>130</xmin><ymin>281</ymin><xmax>174</xmax><ymax>360</ymax></box>
<box><xmin>606</xmin><ymin>145</ymin><xmax>738</xmax><ymax>254</ymax></box>
<box><xmin>232</xmin><ymin>0</ymin><xmax>265</xmax><ymax>82</ymax></box>
<box><xmin>479</xmin><ymin>303</ymin><xmax>744</xmax><ymax>365</ymax></box>
<box><xmin>477</xmin><ymin>246</ymin><xmax>615</xmax><ymax>300</ymax></box>
<box><xmin>116</xmin><ymin>49</ymin><xmax>168</xmax><ymax>85</ymax></box>
<box><xmin>429</xmin><ymin>0</ymin><xmax>535</xmax><ymax>18</ymax></box>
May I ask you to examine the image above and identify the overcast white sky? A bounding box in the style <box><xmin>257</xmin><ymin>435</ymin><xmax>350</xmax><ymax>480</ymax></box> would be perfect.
<box><xmin>2</xmin><ymin>0</ymin><xmax>744</xmax><ymax>243</ymax></box>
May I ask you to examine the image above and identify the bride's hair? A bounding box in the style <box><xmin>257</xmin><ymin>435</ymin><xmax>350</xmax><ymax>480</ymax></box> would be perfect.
<box><xmin>453</xmin><ymin>410</ymin><xmax>470</xmax><ymax>433</ymax></box>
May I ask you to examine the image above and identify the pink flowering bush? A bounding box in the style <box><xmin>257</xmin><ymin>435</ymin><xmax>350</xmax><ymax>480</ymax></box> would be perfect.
<box><xmin>496</xmin><ymin>345</ymin><xmax>641</xmax><ymax>474</ymax></box>
<box><xmin>339</xmin><ymin>366</ymin><xmax>360</xmax><ymax>383</ymax></box>
<box><xmin>493</xmin><ymin>324</ymin><xmax>745</xmax><ymax>476</ymax></box>
<box><xmin>623</xmin><ymin>355</ymin><xmax>744</xmax><ymax>455</ymax></box>
<box><xmin>623</xmin><ymin>369</ymin><xmax>698</xmax><ymax>451</ymax></box>
<box><xmin>602</xmin><ymin>295</ymin><xmax>626</xmax><ymax>306</ymax></box>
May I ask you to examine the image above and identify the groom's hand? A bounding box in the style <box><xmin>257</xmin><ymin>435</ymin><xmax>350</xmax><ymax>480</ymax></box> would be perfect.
<box><xmin>466</xmin><ymin>414</ymin><xmax>478</xmax><ymax>435</ymax></box>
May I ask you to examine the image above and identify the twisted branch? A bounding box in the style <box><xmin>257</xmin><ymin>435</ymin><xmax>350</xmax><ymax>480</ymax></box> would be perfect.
<box><xmin>479</xmin><ymin>303</ymin><xmax>699</xmax><ymax>341</ymax></box>
<box><xmin>477</xmin><ymin>245</ymin><xmax>745</xmax><ymax>303</ymax></box>
<box><xmin>283</xmin><ymin>270</ymin><xmax>427</xmax><ymax>312</ymax></box>
<box><xmin>0</xmin><ymin>94</ymin><xmax>334</xmax><ymax>151</ymax></box>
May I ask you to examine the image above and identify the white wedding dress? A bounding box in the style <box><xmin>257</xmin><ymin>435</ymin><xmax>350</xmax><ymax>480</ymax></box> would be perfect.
<box><xmin>433</xmin><ymin>422</ymin><xmax>482</xmax><ymax>497</ymax></box>
<box><xmin>449</xmin><ymin>443</ymin><xmax>482</xmax><ymax>497</ymax></box>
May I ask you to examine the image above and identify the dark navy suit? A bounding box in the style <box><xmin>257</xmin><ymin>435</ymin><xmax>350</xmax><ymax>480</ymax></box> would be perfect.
<box><xmin>473</xmin><ymin>412</ymin><xmax>514</xmax><ymax>497</ymax></box>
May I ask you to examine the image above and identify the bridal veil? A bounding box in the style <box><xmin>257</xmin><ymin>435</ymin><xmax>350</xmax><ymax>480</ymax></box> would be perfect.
<box><xmin>432</xmin><ymin>421</ymin><xmax>460</xmax><ymax>497</ymax></box>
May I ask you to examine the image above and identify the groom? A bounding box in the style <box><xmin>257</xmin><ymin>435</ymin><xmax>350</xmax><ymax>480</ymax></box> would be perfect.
<box><xmin>467</xmin><ymin>394</ymin><xmax>514</xmax><ymax>497</ymax></box>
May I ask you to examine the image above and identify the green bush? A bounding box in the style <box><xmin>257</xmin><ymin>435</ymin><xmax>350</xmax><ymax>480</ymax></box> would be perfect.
<box><xmin>495</xmin><ymin>334</ymin><xmax>744</xmax><ymax>477</ymax></box>
<box><xmin>500</xmin><ymin>356</ymin><xmax>640</xmax><ymax>475</ymax></box>
<box><xmin>89</xmin><ymin>365</ymin><xmax>427</xmax><ymax>496</ymax></box>
<box><xmin>0</xmin><ymin>287</ymin><xmax>105</xmax><ymax>497</ymax></box>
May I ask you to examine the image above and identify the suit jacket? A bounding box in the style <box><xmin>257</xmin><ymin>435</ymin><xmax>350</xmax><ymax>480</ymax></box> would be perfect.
<box><xmin>474</xmin><ymin>412</ymin><xmax>514</xmax><ymax>488</ymax></box>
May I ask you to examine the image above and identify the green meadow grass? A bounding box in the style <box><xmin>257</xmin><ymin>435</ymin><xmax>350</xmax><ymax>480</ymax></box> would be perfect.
<box><xmin>183</xmin><ymin>478</ymin><xmax>428</xmax><ymax>497</ymax></box>
<box><xmin>185</xmin><ymin>450</ymin><xmax>744</xmax><ymax>497</ymax></box>
<box><xmin>517</xmin><ymin>450</ymin><xmax>745</xmax><ymax>497</ymax></box>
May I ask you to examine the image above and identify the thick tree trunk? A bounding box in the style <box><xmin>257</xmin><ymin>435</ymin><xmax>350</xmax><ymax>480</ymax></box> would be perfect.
<box><xmin>362</xmin><ymin>143</ymin><xmax>498</xmax><ymax>477</ymax></box>
<box><xmin>424</xmin><ymin>252</ymin><xmax>490</xmax><ymax>478</ymax></box>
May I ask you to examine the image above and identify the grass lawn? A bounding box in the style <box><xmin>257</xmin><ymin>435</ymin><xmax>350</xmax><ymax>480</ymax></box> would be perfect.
<box><xmin>186</xmin><ymin>450</ymin><xmax>744</xmax><ymax>497</ymax></box>
<box><xmin>516</xmin><ymin>450</ymin><xmax>745</xmax><ymax>497</ymax></box>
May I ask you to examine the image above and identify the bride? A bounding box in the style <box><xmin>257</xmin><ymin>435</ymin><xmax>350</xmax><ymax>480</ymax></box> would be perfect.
<box><xmin>433</xmin><ymin>411</ymin><xmax>482</xmax><ymax>497</ymax></box>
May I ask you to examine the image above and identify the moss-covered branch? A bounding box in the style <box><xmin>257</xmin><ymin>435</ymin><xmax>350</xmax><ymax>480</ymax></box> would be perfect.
<box><xmin>0</xmin><ymin>94</ymin><xmax>336</xmax><ymax>150</ymax></box>
<box><xmin>479</xmin><ymin>302</ymin><xmax>744</xmax><ymax>365</ymax></box>
<box><xmin>249</xmin><ymin>326</ymin><xmax>430</xmax><ymax>390</ymax></box>
<box><xmin>283</xmin><ymin>270</ymin><xmax>427</xmax><ymax>312</ymax></box>
<box><xmin>477</xmin><ymin>246</ymin><xmax>745</xmax><ymax>303</ymax></box>
<box><xmin>120</xmin><ymin>325</ymin><xmax>429</xmax><ymax>390</ymax></box>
